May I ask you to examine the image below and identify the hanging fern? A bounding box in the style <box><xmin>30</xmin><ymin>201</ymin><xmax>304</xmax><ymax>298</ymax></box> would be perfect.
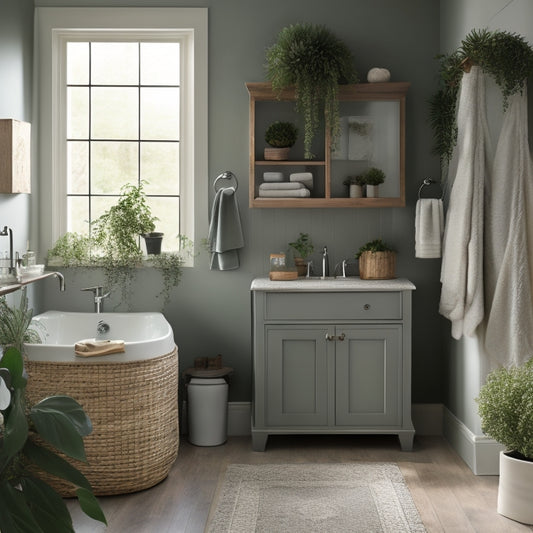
<box><xmin>429</xmin><ymin>29</ymin><xmax>533</xmax><ymax>164</ymax></box>
<box><xmin>266</xmin><ymin>23</ymin><xmax>357</xmax><ymax>159</ymax></box>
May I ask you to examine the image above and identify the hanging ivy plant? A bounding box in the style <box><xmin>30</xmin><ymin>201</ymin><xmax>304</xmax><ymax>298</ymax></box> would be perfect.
<box><xmin>265</xmin><ymin>23</ymin><xmax>358</xmax><ymax>159</ymax></box>
<box><xmin>429</xmin><ymin>29</ymin><xmax>533</xmax><ymax>164</ymax></box>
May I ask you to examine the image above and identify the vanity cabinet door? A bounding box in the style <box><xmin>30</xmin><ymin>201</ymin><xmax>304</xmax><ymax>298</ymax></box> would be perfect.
<box><xmin>335</xmin><ymin>325</ymin><xmax>402</xmax><ymax>426</ymax></box>
<box><xmin>264</xmin><ymin>325</ymin><xmax>333</xmax><ymax>426</ymax></box>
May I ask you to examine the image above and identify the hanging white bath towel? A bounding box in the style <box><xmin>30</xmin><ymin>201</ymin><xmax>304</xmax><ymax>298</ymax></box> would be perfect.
<box><xmin>439</xmin><ymin>66</ymin><xmax>491</xmax><ymax>339</ymax></box>
<box><xmin>484</xmin><ymin>88</ymin><xmax>533</xmax><ymax>367</ymax></box>
<box><xmin>415</xmin><ymin>198</ymin><xmax>444</xmax><ymax>258</ymax></box>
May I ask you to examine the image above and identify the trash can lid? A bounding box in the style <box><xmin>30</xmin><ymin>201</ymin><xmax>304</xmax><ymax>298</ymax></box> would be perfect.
<box><xmin>184</xmin><ymin>367</ymin><xmax>233</xmax><ymax>379</ymax></box>
<box><xmin>189</xmin><ymin>377</ymin><xmax>228</xmax><ymax>385</ymax></box>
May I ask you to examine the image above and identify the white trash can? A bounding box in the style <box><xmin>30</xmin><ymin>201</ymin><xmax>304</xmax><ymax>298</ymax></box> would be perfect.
<box><xmin>187</xmin><ymin>377</ymin><xmax>228</xmax><ymax>446</ymax></box>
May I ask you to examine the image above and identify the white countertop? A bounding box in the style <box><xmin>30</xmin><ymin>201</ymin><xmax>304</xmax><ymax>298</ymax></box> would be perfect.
<box><xmin>251</xmin><ymin>276</ymin><xmax>416</xmax><ymax>292</ymax></box>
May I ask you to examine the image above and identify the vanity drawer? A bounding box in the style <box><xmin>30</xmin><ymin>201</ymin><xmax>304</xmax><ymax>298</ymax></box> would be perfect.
<box><xmin>263</xmin><ymin>291</ymin><xmax>402</xmax><ymax>321</ymax></box>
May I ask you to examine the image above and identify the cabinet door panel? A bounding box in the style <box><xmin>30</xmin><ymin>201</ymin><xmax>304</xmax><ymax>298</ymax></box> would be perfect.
<box><xmin>265</xmin><ymin>326</ymin><xmax>331</xmax><ymax>426</ymax></box>
<box><xmin>335</xmin><ymin>325</ymin><xmax>401</xmax><ymax>426</ymax></box>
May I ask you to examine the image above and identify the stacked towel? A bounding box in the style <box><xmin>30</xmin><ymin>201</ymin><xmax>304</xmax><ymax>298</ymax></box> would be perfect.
<box><xmin>263</xmin><ymin>171</ymin><xmax>284</xmax><ymax>182</ymax></box>
<box><xmin>415</xmin><ymin>198</ymin><xmax>444</xmax><ymax>258</ymax></box>
<box><xmin>75</xmin><ymin>339</ymin><xmax>125</xmax><ymax>357</ymax></box>
<box><xmin>258</xmin><ymin>182</ymin><xmax>310</xmax><ymax>198</ymax></box>
<box><xmin>290</xmin><ymin>172</ymin><xmax>314</xmax><ymax>190</ymax></box>
<box><xmin>208</xmin><ymin>186</ymin><xmax>244</xmax><ymax>270</ymax></box>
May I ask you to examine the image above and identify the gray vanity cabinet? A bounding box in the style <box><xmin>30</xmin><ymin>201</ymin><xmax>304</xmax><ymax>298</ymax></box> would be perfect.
<box><xmin>251</xmin><ymin>278</ymin><xmax>416</xmax><ymax>452</ymax></box>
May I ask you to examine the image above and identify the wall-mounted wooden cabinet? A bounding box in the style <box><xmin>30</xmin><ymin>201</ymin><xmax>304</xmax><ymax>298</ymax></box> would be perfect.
<box><xmin>246</xmin><ymin>82</ymin><xmax>409</xmax><ymax>208</ymax></box>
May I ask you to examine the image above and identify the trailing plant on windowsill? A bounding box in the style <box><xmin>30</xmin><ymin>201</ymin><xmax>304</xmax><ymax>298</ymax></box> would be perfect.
<box><xmin>429</xmin><ymin>28</ymin><xmax>533</xmax><ymax>165</ymax></box>
<box><xmin>265</xmin><ymin>23</ymin><xmax>358</xmax><ymax>159</ymax></box>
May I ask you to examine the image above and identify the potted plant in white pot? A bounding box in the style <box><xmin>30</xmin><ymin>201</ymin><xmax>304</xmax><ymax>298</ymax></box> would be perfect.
<box><xmin>362</xmin><ymin>167</ymin><xmax>386</xmax><ymax>198</ymax></box>
<box><xmin>477</xmin><ymin>358</ymin><xmax>533</xmax><ymax>524</ymax></box>
<box><xmin>343</xmin><ymin>175</ymin><xmax>365</xmax><ymax>198</ymax></box>
<box><xmin>264</xmin><ymin>121</ymin><xmax>298</xmax><ymax>161</ymax></box>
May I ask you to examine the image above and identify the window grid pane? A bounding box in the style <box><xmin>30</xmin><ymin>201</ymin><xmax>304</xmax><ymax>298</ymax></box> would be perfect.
<box><xmin>66</xmin><ymin>41</ymin><xmax>181</xmax><ymax>244</ymax></box>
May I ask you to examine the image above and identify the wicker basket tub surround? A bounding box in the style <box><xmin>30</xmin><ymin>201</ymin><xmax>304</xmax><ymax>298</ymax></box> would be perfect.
<box><xmin>25</xmin><ymin>346</ymin><xmax>179</xmax><ymax>496</ymax></box>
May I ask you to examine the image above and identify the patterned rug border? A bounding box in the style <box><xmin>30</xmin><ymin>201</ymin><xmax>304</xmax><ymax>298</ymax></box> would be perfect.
<box><xmin>205</xmin><ymin>462</ymin><xmax>426</xmax><ymax>532</ymax></box>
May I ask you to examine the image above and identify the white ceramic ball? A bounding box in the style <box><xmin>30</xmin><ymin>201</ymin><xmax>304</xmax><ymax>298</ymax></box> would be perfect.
<box><xmin>367</xmin><ymin>68</ymin><xmax>391</xmax><ymax>83</ymax></box>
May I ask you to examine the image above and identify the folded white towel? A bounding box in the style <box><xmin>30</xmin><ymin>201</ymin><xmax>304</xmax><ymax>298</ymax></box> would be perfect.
<box><xmin>290</xmin><ymin>172</ymin><xmax>314</xmax><ymax>190</ymax></box>
<box><xmin>259</xmin><ymin>182</ymin><xmax>305</xmax><ymax>190</ymax></box>
<box><xmin>258</xmin><ymin>188</ymin><xmax>311</xmax><ymax>198</ymax></box>
<box><xmin>263</xmin><ymin>171</ymin><xmax>284</xmax><ymax>182</ymax></box>
<box><xmin>415</xmin><ymin>198</ymin><xmax>443</xmax><ymax>258</ymax></box>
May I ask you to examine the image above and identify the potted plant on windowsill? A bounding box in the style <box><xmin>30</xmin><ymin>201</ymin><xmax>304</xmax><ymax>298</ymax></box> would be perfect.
<box><xmin>362</xmin><ymin>167</ymin><xmax>386</xmax><ymax>198</ymax></box>
<box><xmin>477</xmin><ymin>358</ymin><xmax>533</xmax><ymax>524</ymax></box>
<box><xmin>289</xmin><ymin>232</ymin><xmax>314</xmax><ymax>276</ymax></box>
<box><xmin>264</xmin><ymin>121</ymin><xmax>298</xmax><ymax>161</ymax></box>
<box><xmin>356</xmin><ymin>239</ymin><xmax>396</xmax><ymax>279</ymax></box>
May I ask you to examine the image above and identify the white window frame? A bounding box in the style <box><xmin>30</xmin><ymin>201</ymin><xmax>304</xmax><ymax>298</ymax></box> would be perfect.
<box><xmin>34</xmin><ymin>7</ymin><xmax>208</xmax><ymax>264</ymax></box>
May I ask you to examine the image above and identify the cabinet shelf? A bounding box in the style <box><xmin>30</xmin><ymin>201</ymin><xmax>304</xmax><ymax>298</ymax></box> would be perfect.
<box><xmin>246</xmin><ymin>81</ymin><xmax>409</xmax><ymax>208</ymax></box>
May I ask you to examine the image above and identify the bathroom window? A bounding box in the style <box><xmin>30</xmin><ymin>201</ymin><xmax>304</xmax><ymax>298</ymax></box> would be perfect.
<box><xmin>35</xmin><ymin>8</ymin><xmax>208</xmax><ymax>258</ymax></box>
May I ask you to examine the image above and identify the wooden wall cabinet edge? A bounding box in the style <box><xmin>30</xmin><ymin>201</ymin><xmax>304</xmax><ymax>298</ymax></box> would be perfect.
<box><xmin>246</xmin><ymin>81</ymin><xmax>410</xmax><ymax>209</ymax></box>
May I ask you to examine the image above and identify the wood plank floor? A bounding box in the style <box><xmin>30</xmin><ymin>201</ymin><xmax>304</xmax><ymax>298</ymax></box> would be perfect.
<box><xmin>67</xmin><ymin>435</ymin><xmax>533</xmax><ymax>532</ymax></box>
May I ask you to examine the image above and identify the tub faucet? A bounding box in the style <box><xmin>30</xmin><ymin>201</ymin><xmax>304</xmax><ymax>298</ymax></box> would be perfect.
<box><xmin>82</xmin><ymin>286</ymin><xmax>110</xmax><ymax>313</ymax></box>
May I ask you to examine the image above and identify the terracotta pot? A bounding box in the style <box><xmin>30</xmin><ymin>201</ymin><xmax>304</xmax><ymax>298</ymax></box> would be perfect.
<box><xmin>497</xmin><ymin>451</ymin><xmax>533</xmax><ymax>524</ymax></box>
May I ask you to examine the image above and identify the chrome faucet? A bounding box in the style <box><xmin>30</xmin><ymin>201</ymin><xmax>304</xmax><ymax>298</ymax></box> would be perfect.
<box><xmin>81</xmin><ymin>286</ymin><xmax>110</xmax><ymax>313</ymax></box>
<box><xmin>52</xmin><ymin>272</ymin><xmax>66</xmax><ymax>291</ymax></box>
<box><xmin>321</xmin><ymin>246</ymin><xmax>330</xmax><ymax>279</ymax></box>
<box><xmin>334</xmin><ymin>259</ymin><xmax>348</xmax><ymax>278</ymax></box>
<box><xmin>0</xmin><ymin>226</ymin><xmax>14</xmax><ymax>275</ymax></box>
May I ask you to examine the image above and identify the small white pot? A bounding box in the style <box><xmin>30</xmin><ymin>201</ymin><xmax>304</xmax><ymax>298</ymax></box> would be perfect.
<box><xmin>498</xmin><ymin>451</ymin><xmax>533</xmax><ymax>524</ymax></box>
<box><xmin>366</xmin><ymin>184</ymin><xmax>379</xmax><ymax>198</ymax></box>
<box><xmin>349</xmin><ymin>184</ymin><xmax>363</xmax><ymax>198</ymax></box>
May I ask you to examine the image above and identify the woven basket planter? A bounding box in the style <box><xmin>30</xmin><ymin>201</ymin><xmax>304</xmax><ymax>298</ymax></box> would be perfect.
<box><xmin>359</xmin><ymin>250</ymin><xmax>396</xmax><ymax>280</ymax></box>
<box><xmin>264</xmin><ymin>147</ymin><xmax>290</xmax><ymax>160</ymax></box>
<box><xmin>25</xmin><ymin>347</ymin><xmax>179</xmax><ymax>496</ymax></box>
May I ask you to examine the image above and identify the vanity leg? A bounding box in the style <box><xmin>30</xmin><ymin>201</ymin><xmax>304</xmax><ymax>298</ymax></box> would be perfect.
<box><xmin>252</xmin><ymin>431</ymin><xmax>268</xmax><ymax>452</ymax></box>
<box><xmin>398</xmin><ymin>431</ymin><xmax>415</xmax><ymax>452</ymax></box>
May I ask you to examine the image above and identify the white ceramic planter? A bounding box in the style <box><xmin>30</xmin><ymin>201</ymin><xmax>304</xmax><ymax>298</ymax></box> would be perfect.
<box><xmin>366</xmin><ymin>184</ymin><xmax>379</xmax><ymax>198</ymax></box>
<box><xmin>498</xmin><ymin>451</ymin><xmax>533</xmax><ymax>524</ymax></box>
<box><xmin>349</xmin><ymin>184</ymin><xmax>363</xmax><ymax>198</ymax></box>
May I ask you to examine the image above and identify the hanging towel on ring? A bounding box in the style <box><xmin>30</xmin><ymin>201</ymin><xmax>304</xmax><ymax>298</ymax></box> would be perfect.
<box><xmin>439</xmin><ymin>66</ymin><xmax>491</xmax><ymax>339</ymax></box>
<box><xmin>208</xmin><ymin>187</ymin><xmax>244</xmax><ymax>270</ymax></box>
<box><xmin>415</xmin><ymin>198</ymin><xmax>444</xmax><ymax>258</ymax></box>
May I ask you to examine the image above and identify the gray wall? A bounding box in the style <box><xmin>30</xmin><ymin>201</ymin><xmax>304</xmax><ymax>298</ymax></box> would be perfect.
<box><xmin>6</xmin><ymin>0</ymin><xmax>445</xmax><ymax>403</ymax></box>
<box><xmin>440</xmin><ymin>0</ymin><xmax>533</xmax><ymax>434</ymax></box>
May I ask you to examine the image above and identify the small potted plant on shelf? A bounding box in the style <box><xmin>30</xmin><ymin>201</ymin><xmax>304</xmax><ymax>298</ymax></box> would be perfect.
<box><xmin>476</xmin><ymin>358</ymin><xmax>533</xmax><ymax>524</ymax></box>
<box><xmin>362</xmin><ymin>167</ymin><xmax>386</xmax><ymax>198</ymax></box>
<box><xmin>289</xmin><ymin>232</ymin><xmax>314</xmax><ymax>276</ymax></box>
<box><xmin>343</xmin><ymin>175</ymin><xmax>365</xmax><ymax>198</ymax></box>
<box><xmin>264</xmin><ymin>121</ymin><xmax>298</xmax><ymax>160</ymax></box>
<box><xmin>356</xmin><ymin>239</ymin><xmax>396</xmax><ymax>279</ymax></box>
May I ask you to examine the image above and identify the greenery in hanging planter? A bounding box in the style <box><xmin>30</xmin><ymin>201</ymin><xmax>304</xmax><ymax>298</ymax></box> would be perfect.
<box><xmin>265</xmin><ymin>121</ymin><xmax>298</xmax><ymax>148</ymax></box>
<box><xmin>429</xmin><ymin>29</ymin><xmax>533</xmax><ymax>164</ymax></box>
<box><xmin>266</xmin><ymin>23</ymin><xmax>358</xmax><ymax>159</ymax></box>
<box><xmin>477</xmin><ymin>358</ymin><xmax>533</xmax><ymax>461</ymax></box>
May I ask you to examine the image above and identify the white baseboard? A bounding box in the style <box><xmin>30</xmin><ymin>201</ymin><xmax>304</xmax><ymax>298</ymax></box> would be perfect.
<box><xmin>442</xmin><ymin>407</ymin><xmax>503</xmax><ymax>475</ymax></box>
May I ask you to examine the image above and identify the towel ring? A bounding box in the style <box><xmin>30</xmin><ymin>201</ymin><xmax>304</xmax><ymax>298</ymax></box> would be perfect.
<box><xmin>214</xmin><ymin>171</ymin><xmax>238</xmax><ymax>192</ymax></box>
<box><xmin>418</xmin><ymin>178</ymin><xmax>443</xmax><ymax>199</ymax></box>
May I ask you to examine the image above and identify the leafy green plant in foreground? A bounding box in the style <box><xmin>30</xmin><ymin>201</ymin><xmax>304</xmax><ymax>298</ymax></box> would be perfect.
<box><xmin>0</xmin><ymin>347</ymin><xmax>106</xmax><ymax>532</ymax></box>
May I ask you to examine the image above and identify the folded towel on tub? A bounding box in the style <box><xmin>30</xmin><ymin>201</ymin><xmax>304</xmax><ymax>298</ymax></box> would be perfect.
<box><xmin>75</xmin><ymin>339</ymin><xmax>125</xmax><ymax>357</ymax></box>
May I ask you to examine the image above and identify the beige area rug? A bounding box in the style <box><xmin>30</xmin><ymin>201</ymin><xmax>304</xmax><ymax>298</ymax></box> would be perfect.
<box><xmin>205</xmin><ymin>463</ymin><xmax>426</xmax><ymax>532</ymax></box>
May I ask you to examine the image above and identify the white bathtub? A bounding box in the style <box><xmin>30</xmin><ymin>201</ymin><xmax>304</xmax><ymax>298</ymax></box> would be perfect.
<box><xmin>24</xmin><ymin>311</ymin><xmax>176</xmax><ymax>362</ymax></box>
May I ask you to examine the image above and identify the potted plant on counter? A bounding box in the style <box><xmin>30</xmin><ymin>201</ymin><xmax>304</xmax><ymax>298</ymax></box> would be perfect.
<box><xmin>477</xmin><ymin>358</ymin><xmax>533</xmax><ymax>524</ymax></box>
<box><xmin>264</xmin><ymin>121</ymin><xmax>298</xmax><ymax>161</ymax></box>
<box><xmin>356</xmin><ymin>239</ymin><xmax>396</xmax><ymax>279</ymax></box>
<box><xmin>289</xmin><ymin>232</ymin><xmax>314</xmax><ymax>276</ymax></box>
<box><xmin>362</xmin><ymin>167</ymin><xmax>386</xmax><ymax>198</ymax></box>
